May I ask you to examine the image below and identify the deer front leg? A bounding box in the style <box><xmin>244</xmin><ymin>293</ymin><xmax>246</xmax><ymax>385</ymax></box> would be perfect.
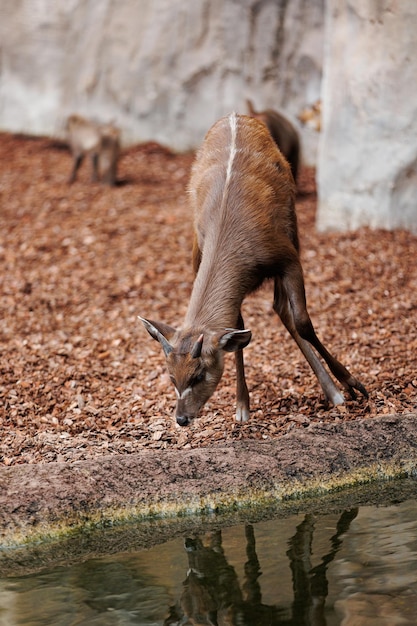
<box><xmin>68</xmin><ymin>153</ymin><xmax>83</xmax><ymax>184</ymax></box>
<box><xmin>235</xmin><ymin>312</ymin><xmax>250</xmax><ymax>422</ymax></box>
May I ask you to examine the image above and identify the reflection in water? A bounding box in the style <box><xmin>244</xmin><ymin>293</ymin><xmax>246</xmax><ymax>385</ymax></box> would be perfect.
<box><xmin>167</xmin><ymin>510</ymin><xmax>357</xmax><ymax>625</ymax></box>
<box><xmin>2</xmin><ymin>499</ymin><xmax>417</xmax><ymax>625</ymax></box>
<box><xmin>288</xmin><ymin>510</ymin><xmax>359</xmax><ymax>626</ymax></box>
<box><xmin>332</xmin><ymin>501</ymin><xmax>417</xmax><ymax>624</ymax></box>
<box><xmin>1</xmin><ymin>559</ymin><xmax>172</xmax><ymax>625</ymax></box>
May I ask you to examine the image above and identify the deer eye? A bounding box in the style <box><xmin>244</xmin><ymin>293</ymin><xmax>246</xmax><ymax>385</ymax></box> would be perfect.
<box><xmin>190</xmin><ymin>371</ymin><xmax>205</xmax><ymax>387</ymax></box>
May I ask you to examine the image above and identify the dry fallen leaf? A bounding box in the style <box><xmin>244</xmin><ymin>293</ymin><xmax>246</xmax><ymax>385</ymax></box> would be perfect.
<box><xmin>0</xmin><ymin>133</ymin><xmax>416</xmax><ymax>466</ymax></box>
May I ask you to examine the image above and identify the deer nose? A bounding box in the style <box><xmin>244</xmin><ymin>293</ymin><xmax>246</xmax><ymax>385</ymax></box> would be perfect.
<box><xmin>176</xmin><ymin>415</ymin><xmax>189</xmax><ymax>427</ymax></box>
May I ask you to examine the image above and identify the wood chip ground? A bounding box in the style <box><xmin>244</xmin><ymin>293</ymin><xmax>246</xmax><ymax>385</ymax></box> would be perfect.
<box><xmin>1</xmin><ymin>133</ymin><xmax>416</xmax><ymax>467</ymax></box>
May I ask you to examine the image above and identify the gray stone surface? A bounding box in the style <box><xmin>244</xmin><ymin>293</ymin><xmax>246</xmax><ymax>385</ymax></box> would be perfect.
<box><xmin>0</xmin><ymin>414</ymin><xmax>416</xmax><ymax>551</ymax></box>
<box><xmin>317</xmin><ymin>1</ymin><xmax>417</xmax><ymax>232</ymax></box>
<box><xmin>1</xmin><ymin>1</ymin><xmax>415</xmax><ymax>229</ymax></box>
<box><xmin>0</xmin><ymin>0</ymin><xmax>323</xmax><ymax>162</ymax></box>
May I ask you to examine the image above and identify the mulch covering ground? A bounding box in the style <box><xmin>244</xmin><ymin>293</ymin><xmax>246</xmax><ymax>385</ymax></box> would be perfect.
<box><xmin>1</xmin><ymin>132</ymin><xmax>416</xmax><ymax>466</ymax></box>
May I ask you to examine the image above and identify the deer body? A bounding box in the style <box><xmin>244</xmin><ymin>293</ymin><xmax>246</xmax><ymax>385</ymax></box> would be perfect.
<box><xmin>66</xmin><ymin>114</ymin><xmax>120</xmax><ymax>186</ymax></box>
<box><xmin>141</xmin><ymin>113</ymin><xmax>367</xmax><ymax>426</ymax></box>
<box><xmin>246</xmin><ymin>99</ymin><xmax>300</xmax><ymax>183</ymax></box>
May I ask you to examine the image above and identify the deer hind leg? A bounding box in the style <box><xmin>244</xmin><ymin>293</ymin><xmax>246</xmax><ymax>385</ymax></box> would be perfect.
<box><xmin>91</xmin><ymin>152</ymin><xmax>99</xmax><ymax>182</ymax></box>
<box><xmin>235</xmin><ymin>312</ymin><xmax>250</xmax><ymax>422</ymax></box>
<box><xmin>273</xmin><ymin>278</ymin><xmax>345</xmax><ymax>405</ymax></box>
<box><xmin>274</xmin><ymin>267</ymin><xmax>368</xmax><ymax>403</ymax></box>
<box><xmin>192</xmin><ymin>235</ymin><xmax>202</xmax><ymax>275</ymax></box>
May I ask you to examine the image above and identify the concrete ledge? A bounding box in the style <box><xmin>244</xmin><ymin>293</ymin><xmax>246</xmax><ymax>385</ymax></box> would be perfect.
<box><xmin>1</xmin><ymin>414</ymin><xmax>416</xmax><ymax>551</ymax></box>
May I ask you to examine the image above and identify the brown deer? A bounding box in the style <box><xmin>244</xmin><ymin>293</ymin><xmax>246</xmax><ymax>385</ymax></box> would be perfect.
<box><xmin>165</xmin><ymin>512</ymin><xmax>358</xmax><ymax>625</ymax></box>
<box><xmin>246</xmin><ymin>99</ymin><xmax>300</xmax><ymax>183</ymax></box>
<box><xmin>66</xmin><ymin>114</ymin><xmax>120</xmax><ymax>185</ymax></box>
<box><xmin>140</xmin><ymin>113</ymin><xmax>367</xmax><ymax>426</ymax></box>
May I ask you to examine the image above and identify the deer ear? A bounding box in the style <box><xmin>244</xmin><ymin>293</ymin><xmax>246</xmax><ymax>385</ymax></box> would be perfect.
<box><xmin>191</xmin><ymin>334</ymin><xmax>204</xmax><ymax>359</ymax></box>
<box><xmin>218</xmin><ymin>329</ymin><xmax>252</xmax><ymax>352</ymax></box>
<box><xmin>139</xmin><ymin>317</ymin><xmax>177</xmax><ymax>356</ymax></box>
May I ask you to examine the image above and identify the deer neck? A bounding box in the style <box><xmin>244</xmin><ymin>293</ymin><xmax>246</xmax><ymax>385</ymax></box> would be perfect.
<box><xmin>184</xmin><ymin>250</ymin><xmax>247</xmax><ymax>330</ymax></box>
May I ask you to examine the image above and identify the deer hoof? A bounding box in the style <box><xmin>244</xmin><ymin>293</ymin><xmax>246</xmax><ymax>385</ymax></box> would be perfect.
<box><xmin>235</xmin><ymin>406</ymin><xmax>250</xmax><ymax>423</ymax></box>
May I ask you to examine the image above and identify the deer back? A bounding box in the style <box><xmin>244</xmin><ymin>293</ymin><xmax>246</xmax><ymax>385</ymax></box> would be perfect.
<box><xmin>188</xmin><ymin>113</ymin><xmax>298</xmax><ymax>298</ymax></box>
<box><xmin>246</xmin><ymin>100</ymin><xmax>300</xmax><ymax>181</ymax></box>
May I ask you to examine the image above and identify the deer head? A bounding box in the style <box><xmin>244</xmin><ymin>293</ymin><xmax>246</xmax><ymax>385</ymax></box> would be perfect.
<box><xmin>140</xmin><ymin>318</ymin><xmax>251</xmax><ymax>426</ymax></box>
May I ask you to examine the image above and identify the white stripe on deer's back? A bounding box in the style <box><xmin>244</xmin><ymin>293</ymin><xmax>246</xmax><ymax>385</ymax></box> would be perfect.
<box><xmin>224</xmin><ymin>112</ymin><xmax>238</xmax><ymax>197</ymax></box>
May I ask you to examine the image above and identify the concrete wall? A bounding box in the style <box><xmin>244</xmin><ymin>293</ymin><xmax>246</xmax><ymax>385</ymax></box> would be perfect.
<box><xmin>317</xmin><ymin>0</ymin><xmax>417</xmax><ymax>232</ymax></box>
<box><xmin>2</xmin><ymin>0</ymin><xmax>415</xmax><ymax>231</ymax></box>
<box><xmin>0</xmin><ymin>0</ymin><xmax>324</xmax><ymax>162</ymax></box>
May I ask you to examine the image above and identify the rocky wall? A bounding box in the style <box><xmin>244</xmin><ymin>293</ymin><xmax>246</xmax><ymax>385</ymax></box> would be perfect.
<box><xmin>0</xmin><ymin>0</ymin><xmax>324</xmax><ymax>162</ymax></box>
<box><xmin>317</xmin><ymin>0</ymin><xmax>417</xmax><ymax>232</ymax></box>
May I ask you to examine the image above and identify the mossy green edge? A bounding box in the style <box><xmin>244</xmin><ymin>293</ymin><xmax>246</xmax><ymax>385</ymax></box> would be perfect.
<box><xmin>2</xmin><ymin>458</ymin><xmax>416</xmax><ymax>549</ymax></box>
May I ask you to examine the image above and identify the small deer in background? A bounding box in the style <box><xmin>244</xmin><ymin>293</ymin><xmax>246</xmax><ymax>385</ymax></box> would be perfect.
<box><xmin>140</xmin><ymin>113</ymin><xmax>367</xmax><ymax>427</ymax></box>
<box><xmin>246</xmin><ymin>99</ymin><xmax>300</xmax><ymax>183</ymax></box>
<box><xmin>298</xmin><ymin>100</ymin><xmax>322</xmax><ymax>133</ymax></box>
<box><xmin>66</xmin><ymin>114</ymin><xmax>120</xmax><ymax>186</ymax></box>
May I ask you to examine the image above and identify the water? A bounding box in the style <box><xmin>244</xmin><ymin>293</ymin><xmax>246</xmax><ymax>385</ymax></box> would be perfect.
<box><xmin>2</xmin><ymin>490</ymin><xmax>417</xmax><ymax>624</ymax></box>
